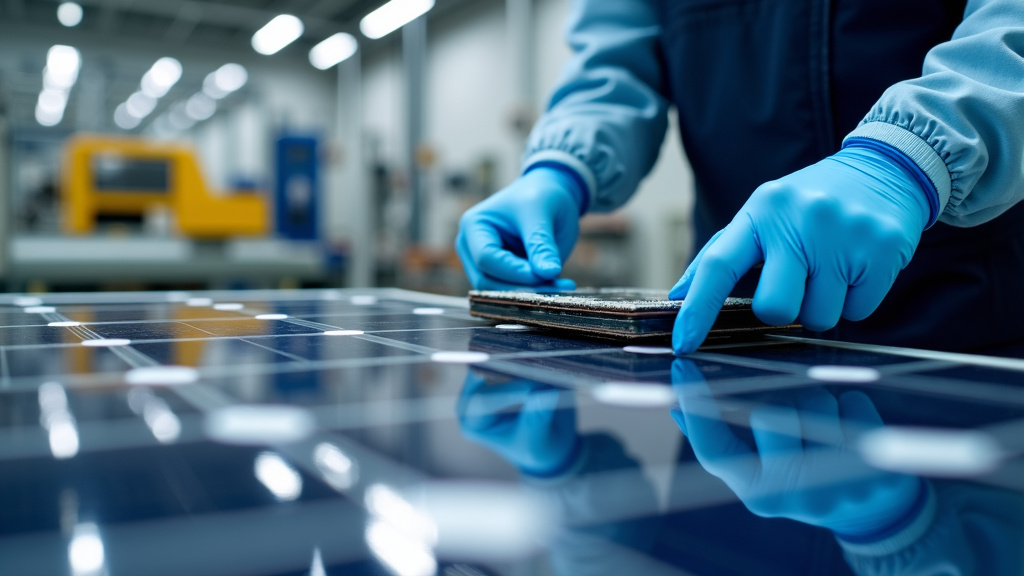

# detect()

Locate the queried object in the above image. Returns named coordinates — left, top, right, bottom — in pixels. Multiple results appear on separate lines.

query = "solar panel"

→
left=0, top=289, right=1019, bottom=576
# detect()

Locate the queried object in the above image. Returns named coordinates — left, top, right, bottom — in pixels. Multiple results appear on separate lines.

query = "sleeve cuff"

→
left=836, top=480, right=937, bottom=557
left=523, top=150, right=599, bottom=214
left=844, top=122, right=952, bottom=219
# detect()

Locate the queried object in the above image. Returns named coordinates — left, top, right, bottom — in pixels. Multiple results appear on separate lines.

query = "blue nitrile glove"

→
left=456, top=165, right=587, bottom=292
left=457, top=370, right=582, bottom=477
left=669, top=359, right=924, bottom=540
left=669, top=142, right=935, bottom=353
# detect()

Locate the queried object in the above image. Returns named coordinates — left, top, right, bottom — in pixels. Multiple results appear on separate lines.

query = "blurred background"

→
left=0, top=0, right=696, bottom=296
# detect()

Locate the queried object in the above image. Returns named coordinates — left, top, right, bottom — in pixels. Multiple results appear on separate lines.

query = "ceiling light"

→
left=125, top=92, right=156, bottom=118
left=185, top=93, right=216, bottom=121
left=37, top=89, right=68, bottom=115
left=252, top=15, right=304, bottom=55
left=114, top=104, right=141, bottom=129
left=309, top=33, right=358, bottom=70
left=44, top=45, right=81, bottom=90
left=360, top=0, right=435, bottom=40
left=35, top=106, right=63, bottom=127
left=57, top=2, right=83, bottom=27
left=141, top=57, right=182, bottom=98
left=204, top=63, right=247, bottom=98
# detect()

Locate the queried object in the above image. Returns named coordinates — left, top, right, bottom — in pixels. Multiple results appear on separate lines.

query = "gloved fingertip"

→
left=668, top=283, right=689, bottom=301
left=669, top=408, right=688, bottom=436
left=531, top=258, right=562, bottom=280
left=553, top=278, right=577, bottom=291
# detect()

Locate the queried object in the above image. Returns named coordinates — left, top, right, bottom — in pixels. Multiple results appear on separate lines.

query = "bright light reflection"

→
left=365, top=484, right=437, bottom=545
left=314, top=442, right=357, bottom=490
left=255, top=452, right=303, bottom=501
left=252, top=15, right=304, bottom=55
left=143, top=399, right=181, bottom=443
left=39, top=382, right=79, bottom=459
left=39, top=382, right=68, bottom=413
left=69, top=523, right=105, bottom=576
left=360, top=0, right=435, bottom=40
left=591, top=382, right=676, bottom=408
left=366, top=519, right=437, bottom=576
left=309, top=33, right=358, bottom=70
left=49, top=415, right=80, bottom=460
left=57, top=2, right=83, bottom=27
left=859, top=426, right=1003, bottom=476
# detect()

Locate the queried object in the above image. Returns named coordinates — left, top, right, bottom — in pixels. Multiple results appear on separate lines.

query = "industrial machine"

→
left=62, top=135, right=268, bottom=238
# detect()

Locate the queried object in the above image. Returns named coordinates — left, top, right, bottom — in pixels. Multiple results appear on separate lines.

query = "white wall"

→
left=534, top=0, right=697, bottom=289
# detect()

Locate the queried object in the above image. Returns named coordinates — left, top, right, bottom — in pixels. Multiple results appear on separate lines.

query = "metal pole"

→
left=337, top=49, right=372, bottom=287
left=403, top=15, right=427, bottom=244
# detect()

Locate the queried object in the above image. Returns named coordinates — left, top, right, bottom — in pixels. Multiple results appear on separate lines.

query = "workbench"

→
left=0, top=289, right=1019, bottom=575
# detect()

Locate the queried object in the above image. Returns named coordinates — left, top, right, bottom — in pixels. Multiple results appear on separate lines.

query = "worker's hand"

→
left=670, top=359, right=923, bottom=539
left=457, top=370, right=581, bottom=477
left=456, top=166, right=585, bottom=292
left=669, top=145, right=933, bottom=353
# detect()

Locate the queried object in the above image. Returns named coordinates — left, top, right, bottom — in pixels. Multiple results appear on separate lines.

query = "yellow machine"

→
left=62, top=135, right=268, bottom=238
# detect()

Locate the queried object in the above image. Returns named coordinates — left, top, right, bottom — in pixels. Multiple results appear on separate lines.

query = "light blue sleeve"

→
left=843, top=0, right=1024, bottom=227
left=839, top=481, right=1024, bottom=576
left=522, top=0, right=669, bottom=214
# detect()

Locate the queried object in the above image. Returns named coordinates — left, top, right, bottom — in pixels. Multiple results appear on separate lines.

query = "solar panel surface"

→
left=0, top=289, right=1020, bottom=576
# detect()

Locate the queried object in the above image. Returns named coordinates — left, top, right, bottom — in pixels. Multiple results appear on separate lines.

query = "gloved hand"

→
left=669, top=143, right=934, bottom=353
left=457, top=370, right=582, bottom=477
left=456, top=165, right=586, bottom=292
left=670, top=359, right=923, bottom=540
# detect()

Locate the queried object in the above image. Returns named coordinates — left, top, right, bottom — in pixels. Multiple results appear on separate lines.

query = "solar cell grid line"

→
left=772, top=334, right=1024, bottom=372
left=175, top=321, right=220, bottom=336
left=871, top=373, right=1024, bottom=407
left=235, top=338, right=313, bottom=364
left=67, top=322, right=161, bottom=369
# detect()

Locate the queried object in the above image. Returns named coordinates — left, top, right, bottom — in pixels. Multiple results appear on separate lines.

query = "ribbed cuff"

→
left=837, top=480, right=937, bottom=557
left=843, top=138, right=939, bottom=228
left=844, top=122, right=952, bottom=221
left=523, top=150, right=598, bottom=215
left=525, top=162, right=590, bottom=216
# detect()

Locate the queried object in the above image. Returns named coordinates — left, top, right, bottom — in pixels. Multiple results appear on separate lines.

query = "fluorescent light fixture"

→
left=203, top=63, right=247, bottom=99
left=57, top=2, right=83, bottom=27
left=185, top=93, right=216, bottom=121
left=125, top=91, right=156, bottom=118
left=114, top=104, right=141, bottom=129
left=141, top=57, right=182, bottom=98
left=252, top=14, right=304, bottom=55
left=44, top=45, right=81, bottom=90
left=309, top=33, right=358, bottom=70
left=360, top=0, right=434, bottom=40
left=37, top=89, right=68, bottom=116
